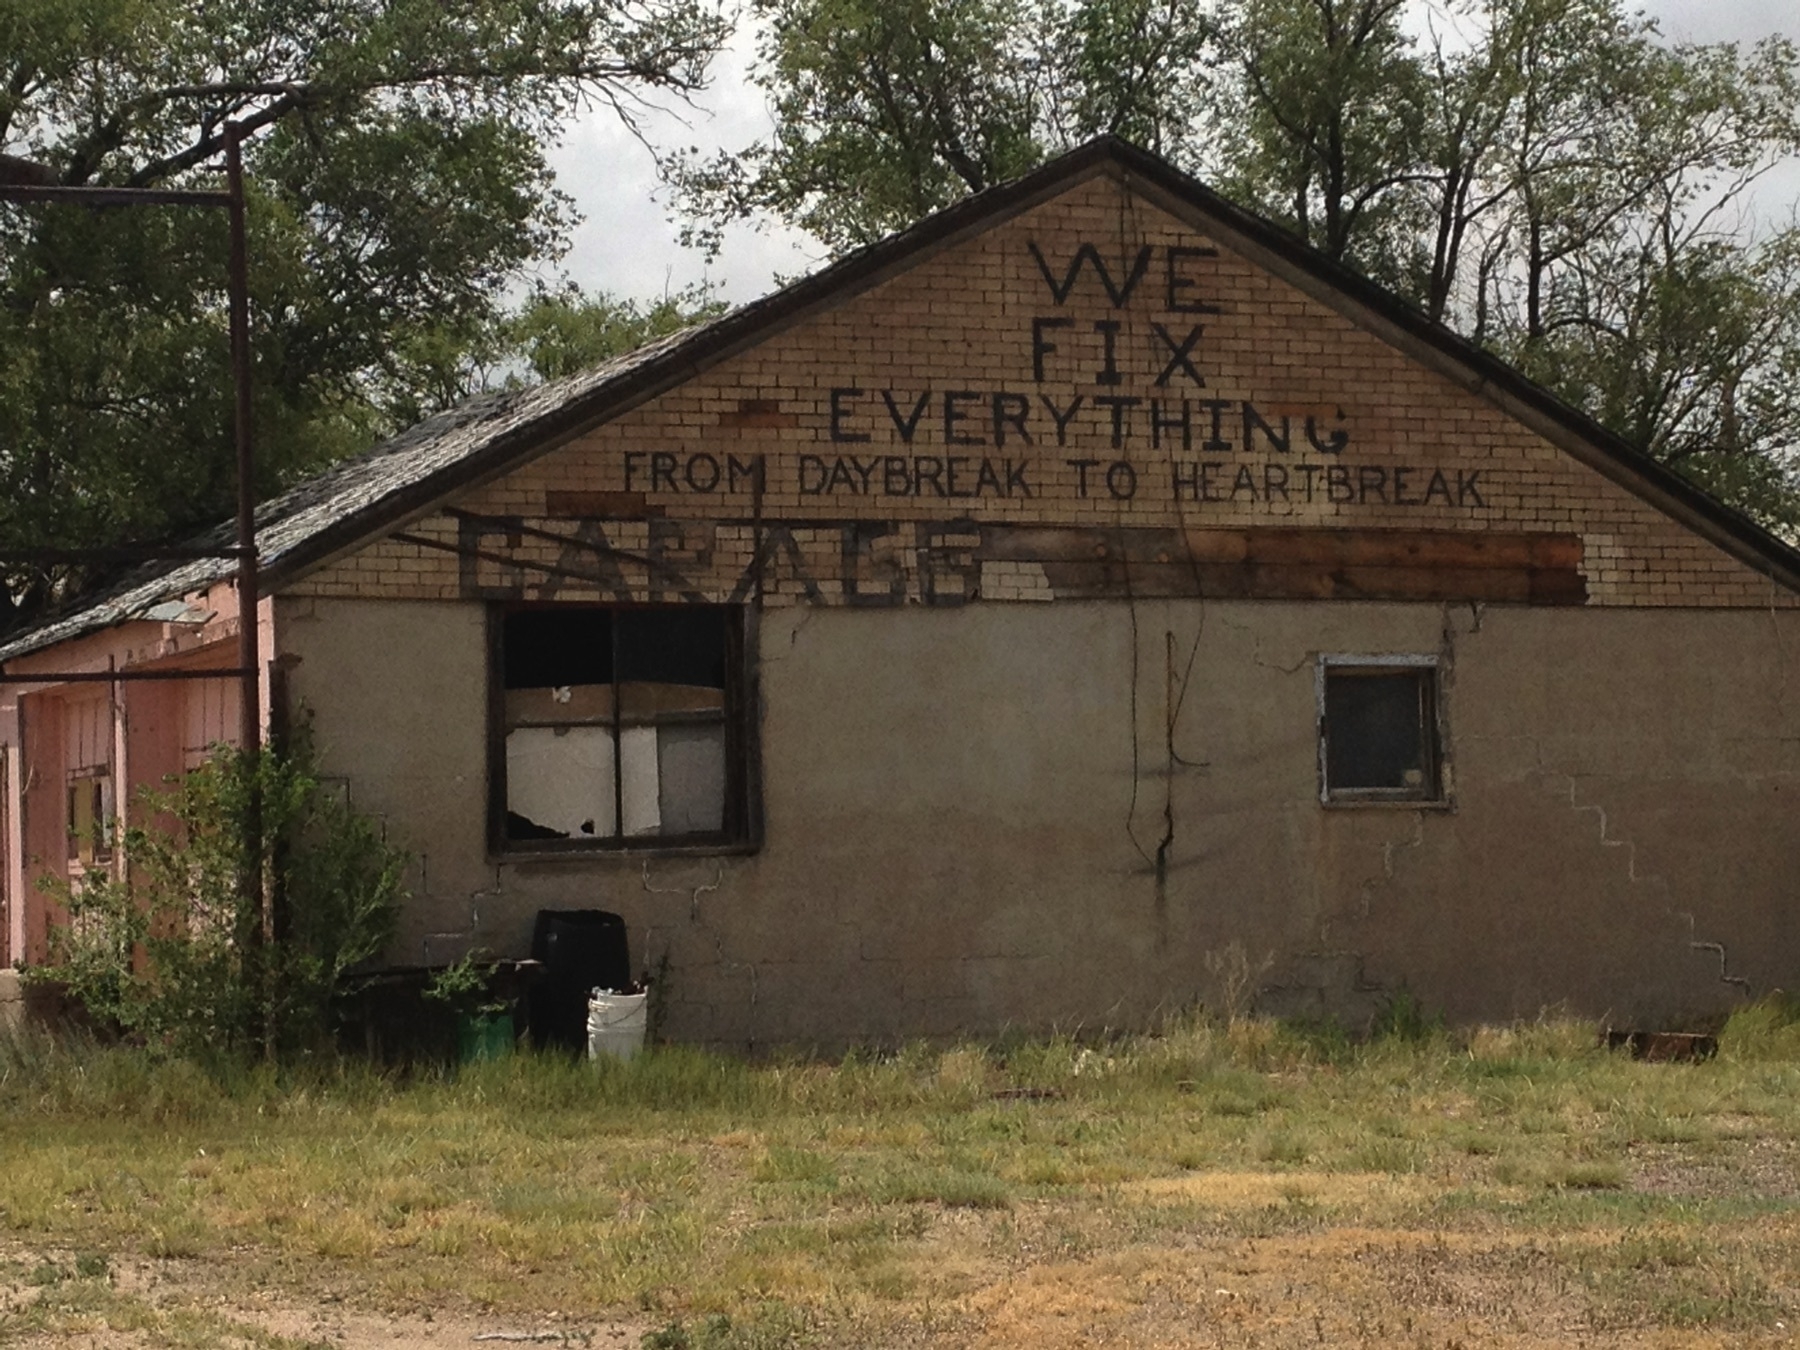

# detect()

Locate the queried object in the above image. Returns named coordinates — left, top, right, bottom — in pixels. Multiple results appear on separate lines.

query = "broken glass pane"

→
left=1325, top=670, right=1433, bottom=794
left=658, top=722, right=727, bottom=835
left=505, top=725, right=616, bottom=839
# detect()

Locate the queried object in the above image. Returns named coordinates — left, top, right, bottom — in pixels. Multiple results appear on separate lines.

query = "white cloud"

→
left=545, top=24, right=816, bottom=308
left=1638, top=0, right=1794, bottom=43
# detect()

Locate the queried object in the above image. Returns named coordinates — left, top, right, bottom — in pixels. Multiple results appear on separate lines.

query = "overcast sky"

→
left=545, top=0, right=1800, bottom=308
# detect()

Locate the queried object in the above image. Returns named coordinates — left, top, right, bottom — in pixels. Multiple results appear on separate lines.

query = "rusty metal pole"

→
left=225, top=124, right=269, bottom=1049
left=226, top=124, right=259, bottom=766
left=1, top=142, right=270, bottom=1038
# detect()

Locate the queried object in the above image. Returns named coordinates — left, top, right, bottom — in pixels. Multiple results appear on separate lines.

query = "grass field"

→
left=4, top=1006, right=1800, bottom=1348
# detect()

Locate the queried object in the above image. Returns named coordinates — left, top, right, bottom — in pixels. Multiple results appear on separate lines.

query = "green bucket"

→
left=456, top=1011, right=514, bottom=1063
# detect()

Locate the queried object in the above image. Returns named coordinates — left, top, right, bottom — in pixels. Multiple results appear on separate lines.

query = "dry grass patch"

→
left=1125, top=1168, right=1439, bottom=1215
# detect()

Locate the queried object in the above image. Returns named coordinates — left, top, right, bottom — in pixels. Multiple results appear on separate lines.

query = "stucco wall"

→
left=278, top=593, right=1800, bottom=1045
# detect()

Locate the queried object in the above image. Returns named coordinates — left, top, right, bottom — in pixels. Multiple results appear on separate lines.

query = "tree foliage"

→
left=668, top=0, right=1214, bottom=254
left=0, top=0, right=729, bottom=634
left=669, top=0, right=1046, bottom=253
left=1210, top=0, right=1428, bottom=279
left=494, top=284, right=729, bottom=384
left=672, top=0, right=1800, bottom=530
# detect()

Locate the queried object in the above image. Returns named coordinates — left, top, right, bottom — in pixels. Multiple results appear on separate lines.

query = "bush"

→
left=1369, top=986, right=1445, bottom=1044
left=35, top=739, right=406, bottom=1060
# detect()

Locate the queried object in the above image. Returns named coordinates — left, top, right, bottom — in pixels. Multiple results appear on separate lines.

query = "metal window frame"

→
left=1315, top=653, right=1448, bottom=808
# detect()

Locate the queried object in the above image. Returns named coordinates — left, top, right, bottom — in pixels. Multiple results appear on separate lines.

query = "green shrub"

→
left=1369, top=986, right=1445, bottom=1044
left=33, top=739, right=405, bottom=1061
left=643, top=1305, right=811, bottom=1349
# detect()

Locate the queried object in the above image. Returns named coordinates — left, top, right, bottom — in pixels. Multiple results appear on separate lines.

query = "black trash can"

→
left=528, top=910, right=632, bottom=1053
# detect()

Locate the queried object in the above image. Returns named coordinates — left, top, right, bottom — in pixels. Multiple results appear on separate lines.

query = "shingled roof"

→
left=5, top=135, right=1798, bottom=664
left=0, top=329, right=703, bottom=662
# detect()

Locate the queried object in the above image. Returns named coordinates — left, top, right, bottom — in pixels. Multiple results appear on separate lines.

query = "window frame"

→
left=1315, top=653, right=1448, bottom=808
left=66, top=769, right=116, bottom=868
left=487, top=602, right=759, bottom=857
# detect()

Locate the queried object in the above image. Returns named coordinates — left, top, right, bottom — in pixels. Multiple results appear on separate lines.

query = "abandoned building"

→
left=3, top=137, right=1798, bottom=1043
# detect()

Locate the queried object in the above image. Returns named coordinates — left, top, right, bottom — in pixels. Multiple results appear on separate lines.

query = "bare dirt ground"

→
left=8, top=1208, right=1798, bottom=1350
left=0, top=1238, right=653, bottom=1350
left=956, top=1227, right=1795, bottom=1349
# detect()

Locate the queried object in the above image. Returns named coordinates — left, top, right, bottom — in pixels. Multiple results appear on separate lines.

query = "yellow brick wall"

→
left=286, top=174, right=1793, bottom=609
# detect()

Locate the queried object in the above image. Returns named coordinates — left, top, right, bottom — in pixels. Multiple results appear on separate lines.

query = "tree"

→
left=1464, top=16, right=1800, bottom=525
left=0, top=0, right=729, bottom=636
left=668, top=0, right=1216, bottom=252
left=493, top=284, right=730, bottom=384
left=1208, top=0, right=1430, bottom=289
left=669, top=0, right=1045, bottom=255
left=1524, top=224, right=1800, bottom=531
left=1040, top=0, right=1216, bottom=160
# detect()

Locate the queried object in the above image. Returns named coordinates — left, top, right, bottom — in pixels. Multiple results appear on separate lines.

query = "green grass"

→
left=2, top=1005, right=1800, bottom=1345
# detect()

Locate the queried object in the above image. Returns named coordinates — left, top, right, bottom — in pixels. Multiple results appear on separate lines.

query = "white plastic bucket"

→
left=586, top=989, right=648, bottom=1062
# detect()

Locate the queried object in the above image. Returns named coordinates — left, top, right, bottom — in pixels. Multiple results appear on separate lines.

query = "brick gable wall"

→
left=287, top=175, right=1792, bottom=611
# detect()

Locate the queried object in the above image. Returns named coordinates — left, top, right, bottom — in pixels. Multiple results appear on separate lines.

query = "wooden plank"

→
left=1234, top=528, right=1571, bottom=571
left=1323, top=564, right=1533, bottom=603
left=987, top=524, right=1583, bottom=574
left=1528, top=568, right=1589, bottom=605
left=1528, top=534, right=1584, bottom=569
left=1029, top=557, right=1582, bottom=605
left=1037, top=561, right=1244, bottom=600
left=980, top=526, right=1169, bottom=563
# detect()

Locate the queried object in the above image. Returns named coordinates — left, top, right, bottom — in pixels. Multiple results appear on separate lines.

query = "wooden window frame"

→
left=486, top=602, right=760, bottom=857
left=66, top=769, right=116, bottom=868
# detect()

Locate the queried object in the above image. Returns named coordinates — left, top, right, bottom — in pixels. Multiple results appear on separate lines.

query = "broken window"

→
left=66, top=773, right=115, bottom=867
left=63, top=695, right=116, bottom=868
left=1318, top=658, right=1442, bottom=803
left=496, top=606, right=745, bottom=848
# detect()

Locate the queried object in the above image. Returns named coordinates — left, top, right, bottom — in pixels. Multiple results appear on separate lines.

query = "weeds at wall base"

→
left=3, top=996, right=1798, bottom=1121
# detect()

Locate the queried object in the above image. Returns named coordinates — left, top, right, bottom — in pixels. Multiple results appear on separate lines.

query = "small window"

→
left=1319, top=658, right=1442, bottom=803
left=66, top=773, right=115, bottom=867
left=494, top=605, right=747, bottom=850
